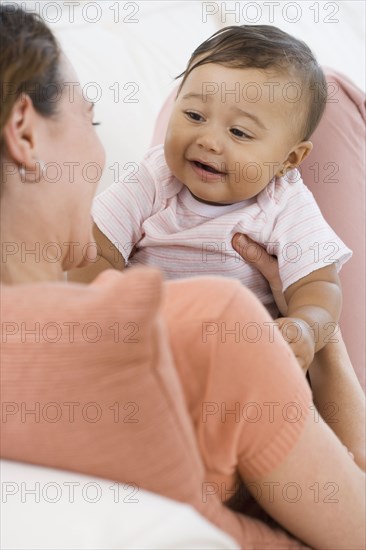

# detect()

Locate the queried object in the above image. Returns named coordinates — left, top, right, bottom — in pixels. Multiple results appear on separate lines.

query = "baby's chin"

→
left=188, top=189, right=234, bottom=206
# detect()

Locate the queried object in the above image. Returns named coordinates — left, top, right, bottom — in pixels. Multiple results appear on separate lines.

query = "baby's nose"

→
left=196, top=129, right=223, bottom=153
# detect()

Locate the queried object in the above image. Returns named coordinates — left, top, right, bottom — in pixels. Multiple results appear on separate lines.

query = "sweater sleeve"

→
left=161, top=276, right=313, bottom=481
left=161, top=276, right=313, bottom=549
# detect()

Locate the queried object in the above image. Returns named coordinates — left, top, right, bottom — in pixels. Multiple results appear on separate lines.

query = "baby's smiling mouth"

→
left=192, top=160, right=226, bottom=175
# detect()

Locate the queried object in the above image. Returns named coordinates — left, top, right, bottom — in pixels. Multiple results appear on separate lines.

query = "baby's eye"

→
left=230, top=128, right=252, bottom=139
left=185, top=111, right=203, bottom=122
left=92, top=122, right=101, bottom=126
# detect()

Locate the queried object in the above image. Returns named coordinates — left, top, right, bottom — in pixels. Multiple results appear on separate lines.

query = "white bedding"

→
left=0, top=460, right=238, bottom=549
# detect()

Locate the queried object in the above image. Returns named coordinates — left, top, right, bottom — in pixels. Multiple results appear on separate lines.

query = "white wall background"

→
left=5, top=1, right=365, bottom=191
left=9, top=1, right=365, bottom=88
left=211, top=1, right=365, bottom=91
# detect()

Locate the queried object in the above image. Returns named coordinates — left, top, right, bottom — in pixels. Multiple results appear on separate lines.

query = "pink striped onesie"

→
left=92, top=144, right=352, bottom=317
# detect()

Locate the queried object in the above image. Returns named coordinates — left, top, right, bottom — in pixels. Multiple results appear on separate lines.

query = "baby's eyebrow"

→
left=230, top=105, right=267, bottom=131
left=182, top=92, right=211, bottom=101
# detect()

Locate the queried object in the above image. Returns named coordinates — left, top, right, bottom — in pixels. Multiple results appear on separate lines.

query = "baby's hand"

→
left=276, top=317, right=315, bottom=373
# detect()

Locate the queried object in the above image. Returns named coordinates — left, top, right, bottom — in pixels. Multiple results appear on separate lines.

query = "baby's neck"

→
left=188, top=190, right=234, bottom=207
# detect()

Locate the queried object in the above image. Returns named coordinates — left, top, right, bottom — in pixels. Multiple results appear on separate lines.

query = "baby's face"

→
left=164, top=63, right=300, bottom=205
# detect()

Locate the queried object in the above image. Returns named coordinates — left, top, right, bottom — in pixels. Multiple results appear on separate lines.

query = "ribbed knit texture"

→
left=1, top=269, right=313, bottom=548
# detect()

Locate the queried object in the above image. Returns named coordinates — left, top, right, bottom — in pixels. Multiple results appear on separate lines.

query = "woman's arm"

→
left=68, top=223, right=125, bottom=284
left=247, top=411, right=365, bottom=550
left=163, top=274, right=365, bottom=549
left=232, top=233, right=366, bottom=472
left=309, top=335, right=366, bottom=472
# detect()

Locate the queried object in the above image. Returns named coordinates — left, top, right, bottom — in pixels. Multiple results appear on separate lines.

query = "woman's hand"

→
left=232, top=233, right=315, bottom=373
left=232, top=233, right=288, bottom=316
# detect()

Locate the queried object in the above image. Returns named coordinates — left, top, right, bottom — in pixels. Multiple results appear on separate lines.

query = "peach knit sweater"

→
left=1, top=269, right=312, bottom=548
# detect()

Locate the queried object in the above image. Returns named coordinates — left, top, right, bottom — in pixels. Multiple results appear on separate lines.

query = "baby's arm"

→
left=68, top=147, right=164, bottom=284
left=278, top=264, right=342, bottom=370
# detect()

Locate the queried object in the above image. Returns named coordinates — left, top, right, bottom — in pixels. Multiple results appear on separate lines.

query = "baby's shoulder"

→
left=142, top=145, right=183, bottom=200
left=258, top=169, right=308, bottom=211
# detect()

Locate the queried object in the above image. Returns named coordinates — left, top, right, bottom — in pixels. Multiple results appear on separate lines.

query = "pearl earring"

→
left=18, top=160, right=45, bottom=183
left=19, top=165, right=26, bottom=180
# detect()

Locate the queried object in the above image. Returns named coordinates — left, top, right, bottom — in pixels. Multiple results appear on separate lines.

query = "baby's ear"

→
left=289, top=140, right=313, bottom=167
left=277, top=141, right=313, bottom=176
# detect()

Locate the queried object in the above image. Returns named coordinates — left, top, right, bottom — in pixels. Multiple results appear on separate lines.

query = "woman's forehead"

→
left=59, top=53, right=81, bottom=90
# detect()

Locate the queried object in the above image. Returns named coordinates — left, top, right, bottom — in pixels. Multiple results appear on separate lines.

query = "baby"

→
left=90, top=25, right=352, bottom=371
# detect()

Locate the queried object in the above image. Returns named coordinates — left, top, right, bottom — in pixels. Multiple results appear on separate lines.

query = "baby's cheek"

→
left=164, top=144, right=177, bottom=173
left=246, top=163, right=262, bottom=182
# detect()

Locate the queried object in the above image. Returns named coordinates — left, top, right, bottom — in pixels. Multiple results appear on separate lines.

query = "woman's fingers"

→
left=232, top=233, right=288, bottom=316
left=232, top=233, right=279, bottom=282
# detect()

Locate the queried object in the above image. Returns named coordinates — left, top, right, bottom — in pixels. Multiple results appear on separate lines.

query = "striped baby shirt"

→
left=92, top=144, right=352, bottom=317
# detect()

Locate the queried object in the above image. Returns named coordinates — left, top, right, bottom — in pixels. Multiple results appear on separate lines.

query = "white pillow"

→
left=1, top=460, right=239, bottom=550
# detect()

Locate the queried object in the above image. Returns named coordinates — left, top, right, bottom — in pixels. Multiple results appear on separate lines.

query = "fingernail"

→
left=234, top=234, right=247, bottom=246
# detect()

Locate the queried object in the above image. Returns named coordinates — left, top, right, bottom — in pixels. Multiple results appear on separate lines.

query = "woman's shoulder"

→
left=1, top=269, right=254, bottom=344
left=1, top=268, right=164, bottom=325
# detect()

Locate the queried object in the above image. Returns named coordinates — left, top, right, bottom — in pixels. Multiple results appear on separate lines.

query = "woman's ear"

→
left=276, top=141, right=313, bottom=176
left=3, top=94, right=39, bottom=170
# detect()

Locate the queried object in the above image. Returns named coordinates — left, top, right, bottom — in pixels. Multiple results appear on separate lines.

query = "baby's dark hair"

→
left=176, top=25, right=327, bottom=142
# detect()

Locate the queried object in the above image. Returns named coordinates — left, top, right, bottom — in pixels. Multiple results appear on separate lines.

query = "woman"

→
left=1, top=6, right=365, bottom=549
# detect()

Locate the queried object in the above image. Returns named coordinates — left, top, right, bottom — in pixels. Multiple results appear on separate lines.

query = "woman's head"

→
left=0, top=4, right=61, bottom=156
left=0, top=5, right=105, bottom=280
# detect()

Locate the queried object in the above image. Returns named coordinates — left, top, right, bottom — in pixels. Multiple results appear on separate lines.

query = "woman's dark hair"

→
left=0, top=4, right=62, bottom=156
left=176, top=25, right=328, bottom=141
